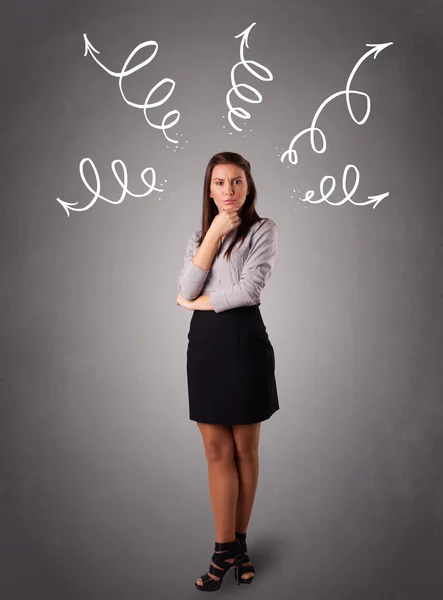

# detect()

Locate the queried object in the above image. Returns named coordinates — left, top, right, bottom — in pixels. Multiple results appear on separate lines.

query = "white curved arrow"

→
left=226, top=23, right=273, bottom=131
left=281, top=42, right=393, bottom=164
left=300, top=164, right=389, bottom=209
left=83, top=34, right=180, bottom=143
left=56, top=158, right=163, bottom=217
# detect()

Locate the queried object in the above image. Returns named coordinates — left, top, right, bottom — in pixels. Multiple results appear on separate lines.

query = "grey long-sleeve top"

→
left=178, top=218, right=277, bottom=313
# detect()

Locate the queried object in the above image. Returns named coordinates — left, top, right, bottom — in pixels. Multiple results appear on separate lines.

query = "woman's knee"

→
left=197, top=423, right=235, bottom=463
left=234, top=446, right=259, bottom=461
left=232, top=423, right=261, bottom=459
left=204, top=440, right=235, bottom=463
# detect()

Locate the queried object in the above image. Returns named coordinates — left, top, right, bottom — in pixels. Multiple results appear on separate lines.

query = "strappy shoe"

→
left=234, top=531, right=255, bottom=584
left=195, top=539, right=244, bottom=591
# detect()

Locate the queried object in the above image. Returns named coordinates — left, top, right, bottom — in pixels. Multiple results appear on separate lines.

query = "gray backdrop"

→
left=2, top=0, right=443, bottom=598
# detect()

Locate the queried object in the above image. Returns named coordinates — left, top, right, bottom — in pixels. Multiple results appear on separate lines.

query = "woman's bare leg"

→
left=195, top=422, right=238, bottom=586
left=232, top=422, right=261, bottom=580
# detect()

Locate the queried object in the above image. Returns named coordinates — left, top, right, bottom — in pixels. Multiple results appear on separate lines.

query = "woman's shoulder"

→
left=251, top=217, right=277, bottom=234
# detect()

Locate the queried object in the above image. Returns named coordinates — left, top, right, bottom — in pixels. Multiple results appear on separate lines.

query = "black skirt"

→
left=186, top=304, right=279, bottom=425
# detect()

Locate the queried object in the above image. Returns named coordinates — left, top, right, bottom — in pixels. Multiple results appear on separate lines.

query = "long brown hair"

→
left=197, top=151, right=264, bottom=261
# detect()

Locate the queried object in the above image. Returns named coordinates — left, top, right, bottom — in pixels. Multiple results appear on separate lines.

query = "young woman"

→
left=176, top=151, right=279, bottom=591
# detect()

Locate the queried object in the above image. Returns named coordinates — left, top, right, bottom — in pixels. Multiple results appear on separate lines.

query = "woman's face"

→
left=209, top=163, right=249, bottom=214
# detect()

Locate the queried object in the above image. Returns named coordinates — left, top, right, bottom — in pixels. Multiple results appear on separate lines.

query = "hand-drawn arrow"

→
left=83, top=33, right=180, bottom=143
left=56, top=158, right=162, bottom=217
left=226, top=22, right=273, bottom=131
left=281, top=42, right=393, bottom=165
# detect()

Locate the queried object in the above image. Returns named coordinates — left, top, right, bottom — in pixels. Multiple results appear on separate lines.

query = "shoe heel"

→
left=235, top=531, right=255, bottom=585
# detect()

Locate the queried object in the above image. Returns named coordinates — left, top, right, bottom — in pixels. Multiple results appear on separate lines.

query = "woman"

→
left=176, top=151, right=279, bottom=591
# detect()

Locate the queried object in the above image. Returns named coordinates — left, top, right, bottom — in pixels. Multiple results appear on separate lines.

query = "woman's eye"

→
left=215, top=180, right=242, bottom=186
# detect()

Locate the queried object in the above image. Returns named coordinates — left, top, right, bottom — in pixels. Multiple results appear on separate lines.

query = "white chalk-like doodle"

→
left=83, top=34, right=180, bottom=143
left=226, top=23, right=273, bottom=132
left=300, top=164, right=389, bottom=209
left=56, top=158, right=163, bottom=217
left=281, top=42, right=393, bottom=165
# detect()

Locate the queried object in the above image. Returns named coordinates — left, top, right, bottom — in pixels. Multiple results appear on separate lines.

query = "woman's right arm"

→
left=178, top=230, right=221, bottom=300
left=178, top=209, right=239, bottom=300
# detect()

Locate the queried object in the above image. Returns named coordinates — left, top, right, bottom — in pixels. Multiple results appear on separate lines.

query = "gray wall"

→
left=2, top=0, right=443, bottom=598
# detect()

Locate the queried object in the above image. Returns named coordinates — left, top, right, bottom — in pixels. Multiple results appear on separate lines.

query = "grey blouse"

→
left=178, top=218, right=277, bottom=313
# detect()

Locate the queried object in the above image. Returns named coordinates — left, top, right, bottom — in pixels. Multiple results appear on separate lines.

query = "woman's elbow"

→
left=179, top=286, right=199, bottom=301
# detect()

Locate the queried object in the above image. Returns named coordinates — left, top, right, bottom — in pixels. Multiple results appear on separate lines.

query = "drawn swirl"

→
left=226, top=23, right=273, bottom=131
left=83, top=34, right=180, bottom=143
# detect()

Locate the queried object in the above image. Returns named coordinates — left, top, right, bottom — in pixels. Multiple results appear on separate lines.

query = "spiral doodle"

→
left=226, top=23, right=273, bottom=132
left=56, top=158, right=163, bottom=216
left=300, top=164, right=389, bottom=209
left=83, top=34, right=180, bottom=143
left=281, top=42, right=393, bottom=165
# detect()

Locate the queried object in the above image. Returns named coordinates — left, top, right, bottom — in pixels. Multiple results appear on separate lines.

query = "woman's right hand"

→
left=209, top=207, right=241, bottom=239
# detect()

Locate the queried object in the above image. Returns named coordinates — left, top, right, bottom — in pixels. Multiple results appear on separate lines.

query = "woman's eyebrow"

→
left=213, top=176, right=244, bottom=181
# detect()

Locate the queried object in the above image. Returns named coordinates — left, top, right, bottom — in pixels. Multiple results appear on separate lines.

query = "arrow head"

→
left=366, top=42, right=393, bottom=59
left=83, top=33, right=101, bottom=58
left=56, top=197, right=79, bottom=217
left=234, top=22, right=256, bottom=48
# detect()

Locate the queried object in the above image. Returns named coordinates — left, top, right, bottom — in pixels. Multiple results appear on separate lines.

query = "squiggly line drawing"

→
left=300, top=164, right=389, bottom=209
left=281, top=42, right=393, bottom=164
left=226, top=23, right=273, bottom=131
left=83, top=34, right=180, bottom=143
left=56, top=158, right=163, bottom=217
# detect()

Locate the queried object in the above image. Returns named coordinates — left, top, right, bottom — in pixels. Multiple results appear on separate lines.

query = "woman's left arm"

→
left=176, top=292, right=214, bottom=310
left=208, top=220, right=277, bottom=313
left=189, top=294, right=214, bottom=310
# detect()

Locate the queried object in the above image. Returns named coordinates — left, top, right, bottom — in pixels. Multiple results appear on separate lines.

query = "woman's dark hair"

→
left=197, top=151, right=264, bottom=261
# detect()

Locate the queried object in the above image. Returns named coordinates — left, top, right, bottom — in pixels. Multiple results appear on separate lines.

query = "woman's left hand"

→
left=176, top=293, right=194, bottom=310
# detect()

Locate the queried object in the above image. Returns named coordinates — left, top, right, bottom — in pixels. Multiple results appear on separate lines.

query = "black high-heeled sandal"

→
left=234, top=531, right=255, bottom=584
left=195, top=539, right=244, bottom=591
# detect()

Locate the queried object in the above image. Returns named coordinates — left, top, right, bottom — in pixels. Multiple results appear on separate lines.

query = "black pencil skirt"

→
left=186, top=304, right=280, bottom=425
